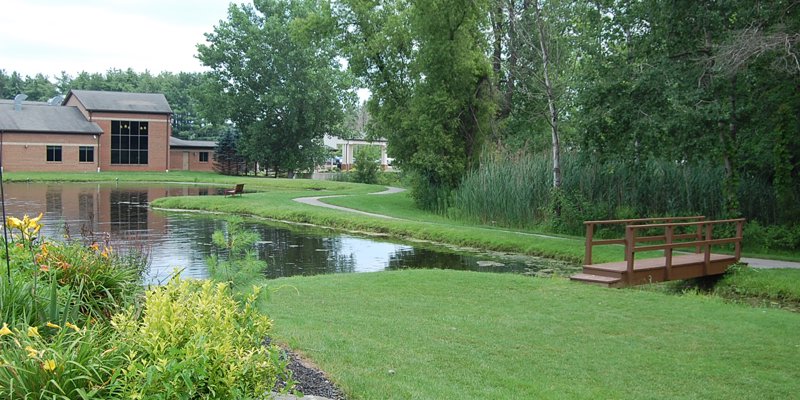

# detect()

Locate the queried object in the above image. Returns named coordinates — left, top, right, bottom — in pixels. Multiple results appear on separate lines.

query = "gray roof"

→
left=0, top=102, right=103, bottom=134
left=65, top=90, right=172, bottom=114
left=170, top=137, right=217, bottom=149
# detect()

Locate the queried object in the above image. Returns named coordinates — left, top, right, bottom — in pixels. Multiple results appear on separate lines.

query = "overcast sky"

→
left=1, top=0, right=249, bottom=78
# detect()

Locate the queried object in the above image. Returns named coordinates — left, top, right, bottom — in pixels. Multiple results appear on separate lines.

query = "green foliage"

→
left=0, top=322, right=126, bottom=399
left=1, top=217, right=286, bottom=399
left=352, top=146, right=380, bottom=184
left=198, top=0, right=352, bottom=176
left=1, top=213, right=143, bottom=327
left=213, top=130, right=247, bottom=176
left=453, top=150, right=735, bottom=233
left=208, top=219, right=267, bottom=292
left=743, top=221, right=800, bottom=252
left=338, top=0, right=494, bottom=210
left=111, top=278, right=283, bottom=399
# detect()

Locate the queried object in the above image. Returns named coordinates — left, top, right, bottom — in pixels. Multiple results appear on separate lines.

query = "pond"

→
left=1, top=182, right=577, bottom=283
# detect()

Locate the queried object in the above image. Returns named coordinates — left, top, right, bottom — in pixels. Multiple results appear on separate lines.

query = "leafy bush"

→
left=111, top=278, right=284, bottom=399
left=353, top=146, right=380, bottom=184
left=743, top=221, right=800, bottom=251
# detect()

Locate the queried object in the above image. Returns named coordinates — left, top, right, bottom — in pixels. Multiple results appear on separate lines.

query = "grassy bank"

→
left=713, top=266, right=800, bottom=311
left=264, top=270, right=799, bottom=399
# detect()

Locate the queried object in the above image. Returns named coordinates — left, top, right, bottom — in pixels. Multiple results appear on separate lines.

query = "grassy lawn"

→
left=265, top=269, right=800, bottom=399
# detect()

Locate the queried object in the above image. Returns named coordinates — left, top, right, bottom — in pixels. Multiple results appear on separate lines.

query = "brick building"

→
left=0, top=90, right=215, bottom=173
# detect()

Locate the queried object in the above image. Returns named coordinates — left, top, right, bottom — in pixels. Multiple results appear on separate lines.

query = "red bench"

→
left=225, top=184, right=244, bottom=197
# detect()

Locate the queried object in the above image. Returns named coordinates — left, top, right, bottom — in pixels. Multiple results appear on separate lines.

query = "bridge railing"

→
left=584, top=216, right=706, bottom=265
left=624, top=218, right=745, bottom=283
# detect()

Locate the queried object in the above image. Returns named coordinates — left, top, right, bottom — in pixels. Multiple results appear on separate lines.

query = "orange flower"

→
left=39, top=264, right=50, bottom=272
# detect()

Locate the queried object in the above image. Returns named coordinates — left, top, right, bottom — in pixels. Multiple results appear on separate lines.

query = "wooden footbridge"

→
left=570, top=217, right=745, bottom=288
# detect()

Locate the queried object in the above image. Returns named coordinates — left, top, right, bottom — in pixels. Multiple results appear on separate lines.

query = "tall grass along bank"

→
left=452, top=150, right=797, bottom=251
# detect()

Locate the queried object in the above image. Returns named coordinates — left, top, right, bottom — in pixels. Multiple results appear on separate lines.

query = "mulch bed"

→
left=267, top=337, right=346, bottom=400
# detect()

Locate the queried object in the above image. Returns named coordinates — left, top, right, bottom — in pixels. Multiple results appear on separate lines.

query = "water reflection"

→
left=2, top=182, right=577, bottom=283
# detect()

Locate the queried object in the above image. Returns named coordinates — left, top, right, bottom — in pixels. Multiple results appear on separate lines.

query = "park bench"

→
left=225, top=183, right=245, bottom=197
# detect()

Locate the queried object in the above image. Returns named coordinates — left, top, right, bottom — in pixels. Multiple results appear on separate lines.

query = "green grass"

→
left=714, top=266, right=800, bottom=308
left=3, top=171, right=379, bottom=193
left=264, top=270, right=800, bottom=399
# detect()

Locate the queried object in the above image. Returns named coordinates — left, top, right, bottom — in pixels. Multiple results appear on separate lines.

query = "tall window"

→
left=111, top=120, right=148, bottom=165
left=46, top=146, right=62, bottom=162
left=199, top=152, right=209, bottom=162
left=79, top=146, right=94, bottom=162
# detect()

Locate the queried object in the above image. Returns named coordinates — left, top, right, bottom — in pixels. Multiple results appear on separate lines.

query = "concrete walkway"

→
left=741, top=257, right=800, bottom=269
left=294, top=187, right=799, bottom=270
left=292, top=186, right=404, bottom=220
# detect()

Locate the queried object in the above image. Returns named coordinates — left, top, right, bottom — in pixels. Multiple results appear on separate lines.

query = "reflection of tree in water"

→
left=386, top=248, right=472, bottom=271
left=250, top=226, right=355, bottom=278
left=385, top=248, right=532, bottom=274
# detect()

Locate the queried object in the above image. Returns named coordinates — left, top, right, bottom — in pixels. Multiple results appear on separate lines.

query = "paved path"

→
left=294, top=187, right=799, bottom=269
left=293, top=186, right=404, bottom=220
left=741, top=257, right=800, bottom=269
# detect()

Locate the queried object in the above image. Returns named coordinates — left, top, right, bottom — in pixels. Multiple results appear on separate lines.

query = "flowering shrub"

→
left=111, top=278, right=284, bottom=399
left=0, top=321, right=125, bottom=399
left=1, top=216, right=285, bottom=398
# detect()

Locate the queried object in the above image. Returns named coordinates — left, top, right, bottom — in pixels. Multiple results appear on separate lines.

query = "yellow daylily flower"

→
left=42, top=359, right=56, bottom=372
left=46, top=322, right=61, bottom=329
left=0, top=323, right=12, bottom=337
left=25, top=346, right=40, bottom=358
left=65, top=322, right=81, bottom=333
left=27, top=326, right=40, bottom=338
left=5, top=216, right=22, bottom=229
left=30, top=213, right=44, bottom=224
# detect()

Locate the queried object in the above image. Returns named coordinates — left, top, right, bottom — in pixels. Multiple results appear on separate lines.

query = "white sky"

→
left=0, top=0, right=249, bottom=78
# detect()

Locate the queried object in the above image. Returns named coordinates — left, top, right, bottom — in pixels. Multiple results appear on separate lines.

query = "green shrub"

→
left=743, top=221, right=800, bottom=251
left=0, top=321, right=125, bottom=399
left=353, top=146, right=380, bottom=184
left=111, top=278, right=284, bottom=399
left=208, top=219, right=267, bottom=292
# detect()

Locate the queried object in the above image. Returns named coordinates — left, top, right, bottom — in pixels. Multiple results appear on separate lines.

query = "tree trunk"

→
left=533, top=1, right=561, bottom=190
left=506, top=0, right=518, bottom=116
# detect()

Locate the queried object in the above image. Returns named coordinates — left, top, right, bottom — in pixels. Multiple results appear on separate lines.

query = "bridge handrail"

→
left=623, top=218, right=745, bottom=284
left=584, top=216, right=706, bottom=265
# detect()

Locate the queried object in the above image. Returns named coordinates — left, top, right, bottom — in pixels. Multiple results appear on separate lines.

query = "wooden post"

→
left=584, top=223, right=594, bottom=265
left=695, top=223, right=703, bottom=253
left=704, top=224, right=713, bottom=275
left=665, top=225, right=673, bottom=281
left=625, top=226, right=636, bottom=284
left=735, top=219, right=743, bottom=260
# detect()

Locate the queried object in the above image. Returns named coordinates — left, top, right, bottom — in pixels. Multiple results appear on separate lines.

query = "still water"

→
left=2, top=182, right=576, bottom=283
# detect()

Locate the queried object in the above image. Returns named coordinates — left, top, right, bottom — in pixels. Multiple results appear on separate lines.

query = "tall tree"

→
left=338, top=0, right=494, bottom=209
left=198, top=0, right=351, bottom=176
